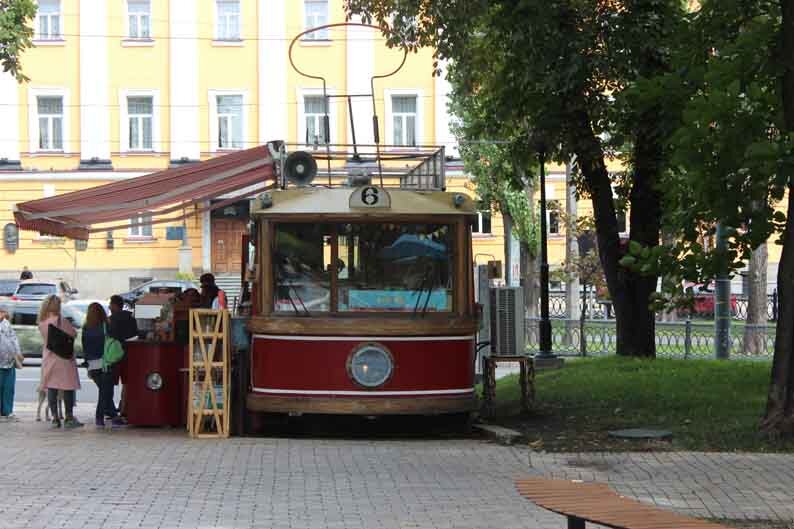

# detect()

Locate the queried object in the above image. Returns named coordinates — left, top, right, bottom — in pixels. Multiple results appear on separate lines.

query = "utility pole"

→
left=536, top=148, right=554, bottom=359
left=715, top=222, right=731, bottom=359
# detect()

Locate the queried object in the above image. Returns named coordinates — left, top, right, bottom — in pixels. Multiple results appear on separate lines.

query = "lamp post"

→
left=536, top=147, right=554, bottom=358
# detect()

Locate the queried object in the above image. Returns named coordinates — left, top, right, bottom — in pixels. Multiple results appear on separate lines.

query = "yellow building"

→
left=0, top=1, right=766, bottom=300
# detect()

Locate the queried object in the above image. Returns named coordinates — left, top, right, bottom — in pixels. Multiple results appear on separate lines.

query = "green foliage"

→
left=622, top=0, right=789, bottom=310
left=0, top=0, right=36, bottom=82
left=175, top=272, right=195, bottom=281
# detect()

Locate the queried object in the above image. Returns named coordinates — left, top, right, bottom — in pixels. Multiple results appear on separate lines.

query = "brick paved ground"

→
left=1, top=406, right=793, bottom=529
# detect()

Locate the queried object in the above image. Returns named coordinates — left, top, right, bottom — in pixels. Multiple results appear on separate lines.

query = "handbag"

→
left=47, top=321, right=75, bottom=360
left=102, top=324, right=125, bottom=369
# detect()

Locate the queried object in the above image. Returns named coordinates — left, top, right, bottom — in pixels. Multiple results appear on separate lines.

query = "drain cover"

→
left=608, top=428, right=672, bottom=440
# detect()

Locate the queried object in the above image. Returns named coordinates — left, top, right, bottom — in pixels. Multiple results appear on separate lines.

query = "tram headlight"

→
left=348, top=344, right=393, bottom=388
left=146, top=372, right=164, bottom=391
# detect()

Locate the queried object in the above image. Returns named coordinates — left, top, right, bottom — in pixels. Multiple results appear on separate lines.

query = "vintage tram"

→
left=244, top=145, right=479, bottom=418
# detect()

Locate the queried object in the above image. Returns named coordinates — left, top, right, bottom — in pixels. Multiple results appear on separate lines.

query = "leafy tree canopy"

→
left=0, top=0, right=36, bottom=82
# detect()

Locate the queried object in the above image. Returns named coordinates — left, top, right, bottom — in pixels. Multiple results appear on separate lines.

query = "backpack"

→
left=102, top=324, right=125, bottom=369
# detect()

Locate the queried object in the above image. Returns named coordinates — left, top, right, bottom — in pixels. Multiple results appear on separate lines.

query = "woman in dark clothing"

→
left=82, top=303, right=123, bottom=428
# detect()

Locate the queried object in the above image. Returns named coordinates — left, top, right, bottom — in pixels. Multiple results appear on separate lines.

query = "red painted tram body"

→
left=245, top=183, right=479, bottom=417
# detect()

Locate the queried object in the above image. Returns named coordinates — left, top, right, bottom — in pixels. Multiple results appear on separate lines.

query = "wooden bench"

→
left=481, top=355, right=535, bottom=417
left=515, top=477, right=729, bottom=529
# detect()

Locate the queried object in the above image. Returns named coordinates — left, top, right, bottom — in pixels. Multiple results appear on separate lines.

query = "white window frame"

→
left=35, top=0, right=62, bottom=41
left=128, top=214, right=154, bottom=239
left=611, top=183, right=629, bottom=236
left=119, top=89, right=161, bottom=153
left=547, top=200, right=561, bottom=236
left=28, top=87, right=69, bottom=154
left=472, top=211, right=492, bottom=236
left=302, top=0, right=329, bottom=40
left=208, top=90, right=247, bottom=152
left=384, top=89, right=423, bottom=148
left=297, top=88, right=338, bottom=147
left=214, top=0, right=242, bottom=41
left=126, top=0, right=152, bottom=40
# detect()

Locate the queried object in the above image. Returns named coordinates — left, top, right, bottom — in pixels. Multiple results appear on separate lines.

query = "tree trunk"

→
left=567, top=106, right=659, bottom=358
left=761, top=0, right=794, bottom=435
left=522, top=184, right=539, bottom=318
left=743, top=243, right=768, bottom=355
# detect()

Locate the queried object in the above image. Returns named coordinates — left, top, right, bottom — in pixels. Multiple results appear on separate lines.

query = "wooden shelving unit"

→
left=188, top=309, right=230, bottom=438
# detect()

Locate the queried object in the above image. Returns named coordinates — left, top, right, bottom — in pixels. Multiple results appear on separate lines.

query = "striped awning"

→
left=13, top=146, right=274, bottom=240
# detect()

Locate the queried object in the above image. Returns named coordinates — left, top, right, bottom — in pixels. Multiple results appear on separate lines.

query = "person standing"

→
left=0, top=308, right=22, bottom=421
left=108, top=295, right=138, bottom=420
left=82, top=303, right=124, bottom=428
left=199, top=273, right=227, bottom=309
left=38, top=295, right=83, bottom=429
left=19, top=266, right=32, bottom=280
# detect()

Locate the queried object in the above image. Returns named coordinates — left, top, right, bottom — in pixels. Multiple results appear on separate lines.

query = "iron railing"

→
left=525, top=318, right=776, bottom=358
left=545, top=292, right=779, bottom=322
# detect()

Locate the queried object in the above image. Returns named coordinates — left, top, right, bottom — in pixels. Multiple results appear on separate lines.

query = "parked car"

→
left=0, top=279, right=19, bottom=314
left=8, top=279, right=79, bottom=325
left=683, top=281, right=738, bottom=317
left=119, top=279, right=198, bottom=306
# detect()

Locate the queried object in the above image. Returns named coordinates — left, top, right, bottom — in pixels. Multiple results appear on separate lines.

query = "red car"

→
left=684, top=282, right=737, bottom=316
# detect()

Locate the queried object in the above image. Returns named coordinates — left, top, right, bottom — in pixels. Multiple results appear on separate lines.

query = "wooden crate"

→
left=188, top=309, right=230, bottom=438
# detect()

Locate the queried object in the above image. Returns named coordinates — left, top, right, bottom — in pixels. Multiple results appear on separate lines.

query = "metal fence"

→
left=525, top=318, right=776, bottom=359
left=547, top=292, right=779, bottom=322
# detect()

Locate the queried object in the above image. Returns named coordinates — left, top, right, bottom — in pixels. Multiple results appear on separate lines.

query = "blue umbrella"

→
left=378, top=234, right=447, bottom=261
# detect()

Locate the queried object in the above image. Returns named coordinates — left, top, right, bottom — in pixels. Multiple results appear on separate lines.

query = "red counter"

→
left=121, top=340, right=187, bottom=427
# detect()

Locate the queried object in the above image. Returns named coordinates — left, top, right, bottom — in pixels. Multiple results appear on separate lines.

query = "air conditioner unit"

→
left=489, top=287, right=525, bottom=355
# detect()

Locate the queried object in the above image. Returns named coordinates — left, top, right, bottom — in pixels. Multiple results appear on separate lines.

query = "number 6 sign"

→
left=350, top=186, right=391, bottom=209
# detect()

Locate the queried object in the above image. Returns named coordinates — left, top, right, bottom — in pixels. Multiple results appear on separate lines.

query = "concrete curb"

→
left=473, top=422, right=524, bottom=445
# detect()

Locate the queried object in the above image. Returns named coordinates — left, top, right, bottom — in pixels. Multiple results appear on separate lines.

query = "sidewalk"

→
left=1, top=408, right=792, bottom=529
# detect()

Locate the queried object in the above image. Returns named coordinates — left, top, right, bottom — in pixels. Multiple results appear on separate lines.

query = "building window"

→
left=473, top=211, right=492, bottom=235
left=547, top=200, right=560, bottom=235
left=128, top=96, right=153, bottom=150
left=37, top=96, right=63, bottom=151
left=304, top=0, right=329, bottom=39
left=391, top=95, right=417, bottom=147
left=128, top=0, right=151, bottom=39
left=36, top=0, right=61, bottom=40
left=216, top=95, right=243, bottom=149
left=304, top=95, right=328, bottom=144
left=129, top=214, right=153, bottom=238
left=216, top=0, right=241, bottom=40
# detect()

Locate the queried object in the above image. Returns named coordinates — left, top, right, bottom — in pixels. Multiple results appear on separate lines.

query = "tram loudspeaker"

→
left=284, top=150, right=318, bottom=186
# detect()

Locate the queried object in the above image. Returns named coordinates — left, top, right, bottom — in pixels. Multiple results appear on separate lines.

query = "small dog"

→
left=36, top=385, right=64, bottom=422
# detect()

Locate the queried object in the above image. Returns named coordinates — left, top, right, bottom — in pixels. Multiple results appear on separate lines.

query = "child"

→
left=0, top=308, right=23, bottom=421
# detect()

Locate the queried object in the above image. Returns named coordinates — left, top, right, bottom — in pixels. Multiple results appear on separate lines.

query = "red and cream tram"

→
left=245, top=157, right=479, bottom=418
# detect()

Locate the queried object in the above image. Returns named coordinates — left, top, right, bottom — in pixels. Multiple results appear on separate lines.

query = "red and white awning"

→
left=14, top=146, right=275, bottom=239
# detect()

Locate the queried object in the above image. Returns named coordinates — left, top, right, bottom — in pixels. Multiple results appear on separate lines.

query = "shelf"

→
left=188, top=308, right=230, bottom=439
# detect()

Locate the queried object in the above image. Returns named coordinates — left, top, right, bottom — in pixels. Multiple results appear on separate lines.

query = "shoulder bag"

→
left=47, top=319, right=75, bottom=360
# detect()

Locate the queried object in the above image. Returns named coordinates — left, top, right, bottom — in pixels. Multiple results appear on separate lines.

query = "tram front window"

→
left=274, top=223, right=333, bottom=313
left=273, top=222, right=454, bottom=314
left=337, top=223, right=453, bottom=313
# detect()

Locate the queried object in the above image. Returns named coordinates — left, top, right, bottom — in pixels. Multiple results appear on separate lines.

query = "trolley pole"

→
left=537, top=148, right=554, bottom=359
left=715, top=222, right=731, bottom=359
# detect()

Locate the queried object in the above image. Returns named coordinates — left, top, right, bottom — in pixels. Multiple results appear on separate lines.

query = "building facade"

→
left=0, top=1, right=769, bottom=300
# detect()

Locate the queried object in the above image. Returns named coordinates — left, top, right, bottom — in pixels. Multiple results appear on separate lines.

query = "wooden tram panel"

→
left=515, top=477, right=730, bottom=529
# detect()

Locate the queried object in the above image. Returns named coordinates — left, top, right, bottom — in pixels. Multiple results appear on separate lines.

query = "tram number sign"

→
left=350, top=186, right=391, bottom=209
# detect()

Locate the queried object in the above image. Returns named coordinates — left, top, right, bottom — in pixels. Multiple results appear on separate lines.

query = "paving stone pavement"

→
left=1, top=407, right=793, bottom=529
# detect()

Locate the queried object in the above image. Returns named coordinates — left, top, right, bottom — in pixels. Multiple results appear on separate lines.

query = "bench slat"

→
left=515, top=477, right=729, bottom=529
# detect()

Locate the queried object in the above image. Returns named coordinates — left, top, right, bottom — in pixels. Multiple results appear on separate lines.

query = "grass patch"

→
left=488, top=356, right=794, bottom=452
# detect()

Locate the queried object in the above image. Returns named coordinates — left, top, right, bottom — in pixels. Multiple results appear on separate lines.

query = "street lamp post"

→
left=537, top=148, right=554, bottom=358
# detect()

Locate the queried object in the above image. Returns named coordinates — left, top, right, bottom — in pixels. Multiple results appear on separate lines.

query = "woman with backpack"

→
left=82, top=303, right=124, bottom=428
left=0, top=308, right=23, bottom=421
left=38, top=295, right=83, bottom=429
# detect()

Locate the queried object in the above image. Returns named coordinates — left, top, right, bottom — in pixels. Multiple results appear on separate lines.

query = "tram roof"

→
left=250, top=187, right=477, bottom=218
